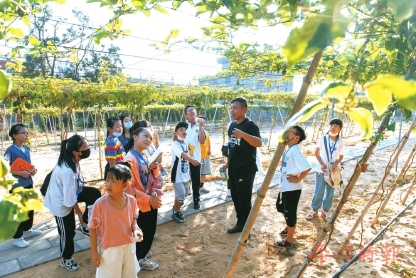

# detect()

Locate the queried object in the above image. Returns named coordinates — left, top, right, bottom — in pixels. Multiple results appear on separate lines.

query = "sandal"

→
left=280, top=228, right=288, bottom=237
left=273, top=239, right=294, bottom=248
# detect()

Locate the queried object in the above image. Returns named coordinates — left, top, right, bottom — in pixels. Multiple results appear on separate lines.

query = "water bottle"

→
left=219, top=168, right=228, bottom=181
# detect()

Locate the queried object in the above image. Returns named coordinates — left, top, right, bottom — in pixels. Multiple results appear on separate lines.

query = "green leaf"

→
left=172, top=0, right=182, bottom=9
left=386, top=121, right=396, bottom=132
left=387, top=0, right=414, bottom=22
left=322, top=82, right=352, bottom=100
left=346, top=107, right=373, bottom=139
left=28, top=35, right=41, bottom=47
left=154, top=5, right=168, bottom=14
left=0, top=200, right=23, bottom=242
left=6, top=27, right=24, bottom=38
left=365, top=75, right=416, bottom=115
left=279, top=98, right=331, bottom=142
left=201, top=26, right=212, bottom=37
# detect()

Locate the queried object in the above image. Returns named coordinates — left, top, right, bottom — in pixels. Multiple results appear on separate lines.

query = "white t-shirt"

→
left=44, top=163, right=80, bottom=217
left=316, top=135, right=345, bottom=173
left=171, top=141, right=191, bottom=183
left=280, top=144, right=311, bottom=192
left=184, top=121, right=202, bottom=162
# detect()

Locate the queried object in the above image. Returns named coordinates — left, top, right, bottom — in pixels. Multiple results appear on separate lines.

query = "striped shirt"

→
left=104, top=135, right=125, bottom=162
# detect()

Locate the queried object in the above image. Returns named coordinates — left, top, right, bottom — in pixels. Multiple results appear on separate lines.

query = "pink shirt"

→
left=89, top=194, right=138, bottom=250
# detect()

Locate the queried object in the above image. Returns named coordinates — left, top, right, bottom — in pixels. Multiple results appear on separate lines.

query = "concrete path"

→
left=0, top=135, right=413, bottom=277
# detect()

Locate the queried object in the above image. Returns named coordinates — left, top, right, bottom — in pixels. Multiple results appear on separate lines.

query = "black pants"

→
left=76, top=186, right=101, bottom=224
left=228, top=172, right=256, bottom=225
left=276, top=190, right=302, bottom=227
left=189, top=164, right=201, bottom=200
left=136, top=207, right=158, bottom=260
left=56, top=209, right=75, bottom=259
left=12, top=185, right=34, bottom=239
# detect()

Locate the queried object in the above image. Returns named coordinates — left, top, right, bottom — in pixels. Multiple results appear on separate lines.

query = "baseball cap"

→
left=175, top=122, right=188, bottom=131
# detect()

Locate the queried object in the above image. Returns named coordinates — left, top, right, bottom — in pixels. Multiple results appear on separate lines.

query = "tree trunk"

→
left=370, top=142, right=416, bottom=226
left=223, top=50, right=324, bottom=278
left=337, top=116, right=416, bottom=253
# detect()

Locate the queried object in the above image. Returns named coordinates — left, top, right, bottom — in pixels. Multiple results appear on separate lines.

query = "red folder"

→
left=10, top=157, right=35, bottom=172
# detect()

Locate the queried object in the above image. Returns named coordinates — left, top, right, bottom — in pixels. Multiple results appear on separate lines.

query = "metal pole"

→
left=396, top=109, right=403, bottom=171
left=162, top=108, right=171, bottom=140
left=210, top=107, right=217, bottom=134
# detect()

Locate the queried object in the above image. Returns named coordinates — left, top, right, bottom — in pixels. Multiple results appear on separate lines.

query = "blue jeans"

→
left=311, top=173, right=335, bottom=212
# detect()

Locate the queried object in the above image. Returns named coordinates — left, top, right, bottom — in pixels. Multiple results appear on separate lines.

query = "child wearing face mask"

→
left=118, top=115, right=133, bottom=149
left=171, top=122, right=200, bottom=223
left=104, top=117, right=126, bottom=180
left=44, top=135, right=101, bottom=271
left=305, top=118, right=345, bottom=222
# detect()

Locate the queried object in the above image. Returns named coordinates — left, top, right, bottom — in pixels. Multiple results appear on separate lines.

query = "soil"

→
left=4, top=125, right=416, bottom=278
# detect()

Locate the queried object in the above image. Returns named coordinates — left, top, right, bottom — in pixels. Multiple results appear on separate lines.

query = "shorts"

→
left=174, top=181, right=190, bottom=203
left=276, top=189, right=302, bottom=227
left=96, top=242, right=139, bottom=278
left=200, top=158, right=211, bottom=175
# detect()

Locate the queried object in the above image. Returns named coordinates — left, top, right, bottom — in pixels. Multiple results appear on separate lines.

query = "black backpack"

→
left=40, top=171, right=53, bottom=196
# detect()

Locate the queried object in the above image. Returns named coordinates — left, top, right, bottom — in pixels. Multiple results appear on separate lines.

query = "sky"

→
left=46, top=0, right=291, bottom=85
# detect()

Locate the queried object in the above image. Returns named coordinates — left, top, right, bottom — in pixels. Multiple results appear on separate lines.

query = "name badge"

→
left=282, top=161, right=287, bottom=167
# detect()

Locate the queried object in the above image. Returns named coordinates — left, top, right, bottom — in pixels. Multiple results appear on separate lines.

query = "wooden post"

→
left=223, top=50, right=324, bottom=278
left=401, top=175, right=416, bottom=205
left=337, top=116, right=416, bottom=253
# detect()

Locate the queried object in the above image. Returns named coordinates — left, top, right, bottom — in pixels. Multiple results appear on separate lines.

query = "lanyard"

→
left=176, top=140, right=188, bottom=153
left=328, top=136, right=338, bottom=158
left=281, top=145, right=295, bottom=172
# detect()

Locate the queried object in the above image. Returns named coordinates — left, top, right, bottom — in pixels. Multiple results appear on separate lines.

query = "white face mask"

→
left=329, top=132, right=338, bottom=137
left=177, top=136, right=186, bottom=141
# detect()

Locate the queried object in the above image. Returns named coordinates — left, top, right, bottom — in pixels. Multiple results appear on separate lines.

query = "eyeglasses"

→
left=291, top=130, right=299, bottom=136
left=186, top=108, right=196, bottom=113
left=17, top=132, right=29, bottom=136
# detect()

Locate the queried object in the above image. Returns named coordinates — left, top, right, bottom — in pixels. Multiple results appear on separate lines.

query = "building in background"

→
left=198, top=57, right=293, bottom=92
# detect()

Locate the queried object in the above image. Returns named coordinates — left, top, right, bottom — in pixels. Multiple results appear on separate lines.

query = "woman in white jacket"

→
left=44, top=135, right=101, bottom=271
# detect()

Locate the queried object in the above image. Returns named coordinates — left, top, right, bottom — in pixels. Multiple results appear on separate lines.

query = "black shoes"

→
left=227, top=222, right=244, bottom=234
left=193, top=198, right=200, bottom=209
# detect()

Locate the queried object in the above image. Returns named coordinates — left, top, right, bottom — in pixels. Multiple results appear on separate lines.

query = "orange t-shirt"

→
left=89, top=194, right=138, bottom=250
left=200, top=131, right=211, bottom=159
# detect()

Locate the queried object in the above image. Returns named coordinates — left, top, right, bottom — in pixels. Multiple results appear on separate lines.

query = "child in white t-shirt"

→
left=306, top=118, right=345, bottom=221
left=275, top=125, right=311, bottom=248
left=89, top=162, right=143, bottom=278
left=170, top=122, right=201, bottom=223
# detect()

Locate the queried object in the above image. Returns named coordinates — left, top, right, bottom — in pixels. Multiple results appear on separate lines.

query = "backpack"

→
left=40, top=171, right=53, bottom=196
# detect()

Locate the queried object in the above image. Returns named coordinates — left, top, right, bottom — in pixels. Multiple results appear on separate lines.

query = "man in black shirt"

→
left=221, top=97, right=262, bottom=234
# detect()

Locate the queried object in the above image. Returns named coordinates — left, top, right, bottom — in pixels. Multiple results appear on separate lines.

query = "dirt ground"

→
left=4, top=126, right=416, bottom=278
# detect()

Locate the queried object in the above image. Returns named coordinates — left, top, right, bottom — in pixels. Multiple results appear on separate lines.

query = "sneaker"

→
left=305, top=210, right=318, bottom=220
left=227, top=189, right=231, bottom=197
left=172, top=211, right=185, bottom=223
left=76, top=225, right=90, bottom=237
left=321, top=210, right=331, bottom=221
left=22, top=229, right=41, bottom=238
left=146, top=250, right=153, bottom=258
left=193, top=199, right=200, bottom=209
left=60, top=257, right=79, bottom=271
left=139, top=258, right=158, bottom=271
left=200, top=186, right=210, bottom=193
left=13, top=237, right=29, bottom=248
left=274, top=239, right=294, bottom=248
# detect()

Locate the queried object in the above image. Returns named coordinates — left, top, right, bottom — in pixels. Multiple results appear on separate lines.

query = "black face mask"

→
left=79, top=148, right=91, bottom=159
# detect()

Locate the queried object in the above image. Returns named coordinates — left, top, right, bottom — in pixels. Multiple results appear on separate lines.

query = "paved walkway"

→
left=0, top=135, right=413, bottom=277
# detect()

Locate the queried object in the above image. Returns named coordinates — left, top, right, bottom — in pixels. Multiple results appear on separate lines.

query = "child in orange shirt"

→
left=89, top=163, right=143, bottom=278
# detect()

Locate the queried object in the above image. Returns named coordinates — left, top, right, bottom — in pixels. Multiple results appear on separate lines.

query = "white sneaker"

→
left=13, top=237, right=29, bottom=248
left=23, top=229, right=41, bottom=238
left=227, top=189, right=231, bottom=197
